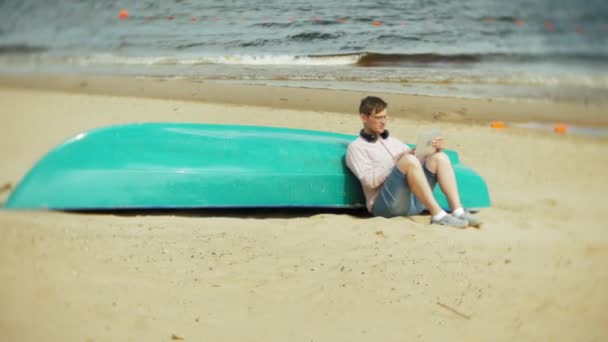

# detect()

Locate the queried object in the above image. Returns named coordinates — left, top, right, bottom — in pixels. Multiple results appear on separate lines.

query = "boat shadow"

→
left=69, top=207, right=372, bottom=219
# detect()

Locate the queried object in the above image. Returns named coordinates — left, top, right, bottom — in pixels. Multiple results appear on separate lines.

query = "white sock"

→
left=453, top=208, right=465, bottom=216
left=432, top=211, right=448, bottom=221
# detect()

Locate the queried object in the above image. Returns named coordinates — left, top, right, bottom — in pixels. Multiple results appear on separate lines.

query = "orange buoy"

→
left=119, top=9, right=129, bottom=20
left=545, top=21, right=554, bottom=31
left=490, top=121, right=506, bottom=129
left=554, top=123, right=568, bottom=134
left=514, top=19, right=524, bottom=26
left=372, top=21, right=382, bottom=26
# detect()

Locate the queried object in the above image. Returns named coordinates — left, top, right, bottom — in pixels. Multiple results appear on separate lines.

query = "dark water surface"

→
left=1, top=0, right=607, bottom=102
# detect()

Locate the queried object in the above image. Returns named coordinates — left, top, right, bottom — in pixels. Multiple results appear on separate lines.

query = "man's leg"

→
left=425, top=152, right=482, bottom=227
left=396, top=154, right=467, bottom=228
left=395, top=154, right=443, bottom=216
left=425, top=152, right=463, bottom=210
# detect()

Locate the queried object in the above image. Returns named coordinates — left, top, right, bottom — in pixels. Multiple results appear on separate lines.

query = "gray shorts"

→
left=371, top=165, right=438, bottom=218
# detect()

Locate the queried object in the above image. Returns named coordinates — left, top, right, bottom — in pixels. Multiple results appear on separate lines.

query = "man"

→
left=345, top=96, right=481, bottom=228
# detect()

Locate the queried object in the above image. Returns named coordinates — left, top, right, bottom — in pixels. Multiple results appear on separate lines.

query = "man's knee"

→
left=425, top=151, right=450, bottom=173
left=396, top=154, right=421, bottom=173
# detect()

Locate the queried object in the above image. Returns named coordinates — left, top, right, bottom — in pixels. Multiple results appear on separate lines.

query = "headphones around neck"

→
left=359, top=129, right=389, bottom=143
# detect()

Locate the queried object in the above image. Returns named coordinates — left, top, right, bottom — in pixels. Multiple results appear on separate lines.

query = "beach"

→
left=0, top=76, right=607, bottom=341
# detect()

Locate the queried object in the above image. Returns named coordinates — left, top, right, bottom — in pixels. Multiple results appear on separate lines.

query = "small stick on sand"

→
left=436, top=302, right=471, bottom=320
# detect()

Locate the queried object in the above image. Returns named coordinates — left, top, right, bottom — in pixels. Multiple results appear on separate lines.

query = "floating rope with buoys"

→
left=114, top=10, right=601, bottom=34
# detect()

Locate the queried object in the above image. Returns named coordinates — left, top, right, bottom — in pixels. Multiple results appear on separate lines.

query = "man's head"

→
left=359, top=96, right=388, bottom=136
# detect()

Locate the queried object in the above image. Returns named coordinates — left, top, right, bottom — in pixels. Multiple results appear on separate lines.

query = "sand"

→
left=1, top=77, right=607, bottom=341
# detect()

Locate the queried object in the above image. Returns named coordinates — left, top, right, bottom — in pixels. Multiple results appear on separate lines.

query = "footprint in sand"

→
left=0, top=182, right=12, bottom=194
left=0, top=182, right=12, bottom=206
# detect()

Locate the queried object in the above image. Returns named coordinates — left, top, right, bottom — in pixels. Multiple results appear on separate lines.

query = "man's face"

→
left=361, top=108, right=388, bottom=136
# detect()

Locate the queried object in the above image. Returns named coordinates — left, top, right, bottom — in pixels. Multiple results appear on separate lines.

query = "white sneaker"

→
left=456, top=212, right=483, bottom=228
left=431, top=215, right=468, bottom=228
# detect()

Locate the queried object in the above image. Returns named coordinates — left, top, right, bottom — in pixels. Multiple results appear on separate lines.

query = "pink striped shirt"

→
left=346, top=136, right=411, bottom=212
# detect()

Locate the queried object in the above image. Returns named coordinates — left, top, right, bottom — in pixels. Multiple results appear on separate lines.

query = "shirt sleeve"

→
left=346, top=143, right=393, bottom=189
left=383, top=139, right=411, bottom=162
left=393, top=137, right=411, bottom=155
left=393, top=143, right=410, bottom=161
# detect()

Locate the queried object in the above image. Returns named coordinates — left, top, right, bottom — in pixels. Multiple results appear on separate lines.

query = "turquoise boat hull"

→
left=4, top=123, right=490, bottom=210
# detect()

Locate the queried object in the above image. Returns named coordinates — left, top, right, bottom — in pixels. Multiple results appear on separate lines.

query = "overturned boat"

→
left=4, top=123, right=490, bottom=210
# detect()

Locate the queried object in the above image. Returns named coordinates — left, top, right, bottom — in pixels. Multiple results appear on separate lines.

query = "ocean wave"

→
left=36, top=53, right=361, bottom=66
left=2, top=52, right=607, bottom=90
left=356, top=52, right=482, bottom=66
left=288, top=32, right=343, bottom=41
left=352, top=17, right=376, bottom=23
left=176, top=42, right=209, bottom=50
left=310, top=19, right=342, bottom=25
left=207, top=54, right=359, bottom=65
left=480, top=16, right=520, bottom=22
left=7, top=50, right=608, bottom=70
left=0, top=44, right=47, bottom=54
left=354, top=52, right=608, bottom=67
left=238, top=38, right=284, bottom=48
left=375, top=35, right=423, bottom=42
left=250, top=22, right=295, bottom=28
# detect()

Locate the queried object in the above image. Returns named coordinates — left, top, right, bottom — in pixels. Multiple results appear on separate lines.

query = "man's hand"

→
left=394, top=149, right=414, bottom=163
left=432, top=137, right=445, bottom=152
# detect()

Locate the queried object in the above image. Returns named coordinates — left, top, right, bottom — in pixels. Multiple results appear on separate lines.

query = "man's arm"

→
left=392, top=145, right=414, bottom=163
left=346, top=144, right=392, bottom=189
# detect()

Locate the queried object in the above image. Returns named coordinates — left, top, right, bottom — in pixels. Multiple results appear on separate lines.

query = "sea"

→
left=1, top=0, right=607, bottom=104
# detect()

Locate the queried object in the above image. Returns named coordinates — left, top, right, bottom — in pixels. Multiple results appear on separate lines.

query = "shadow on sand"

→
left=68, top=207, right=372, bottom=220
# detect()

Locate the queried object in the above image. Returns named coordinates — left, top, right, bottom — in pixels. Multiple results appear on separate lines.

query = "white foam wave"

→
left=209, top=54, right=360, bottom=66
left=2, top=52, right=607, bottom=89
left=62, top=53, right=361, bottom=66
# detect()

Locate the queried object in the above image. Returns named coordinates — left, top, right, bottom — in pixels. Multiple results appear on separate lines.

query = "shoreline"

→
left=1, top=74, right=607, bottom=128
